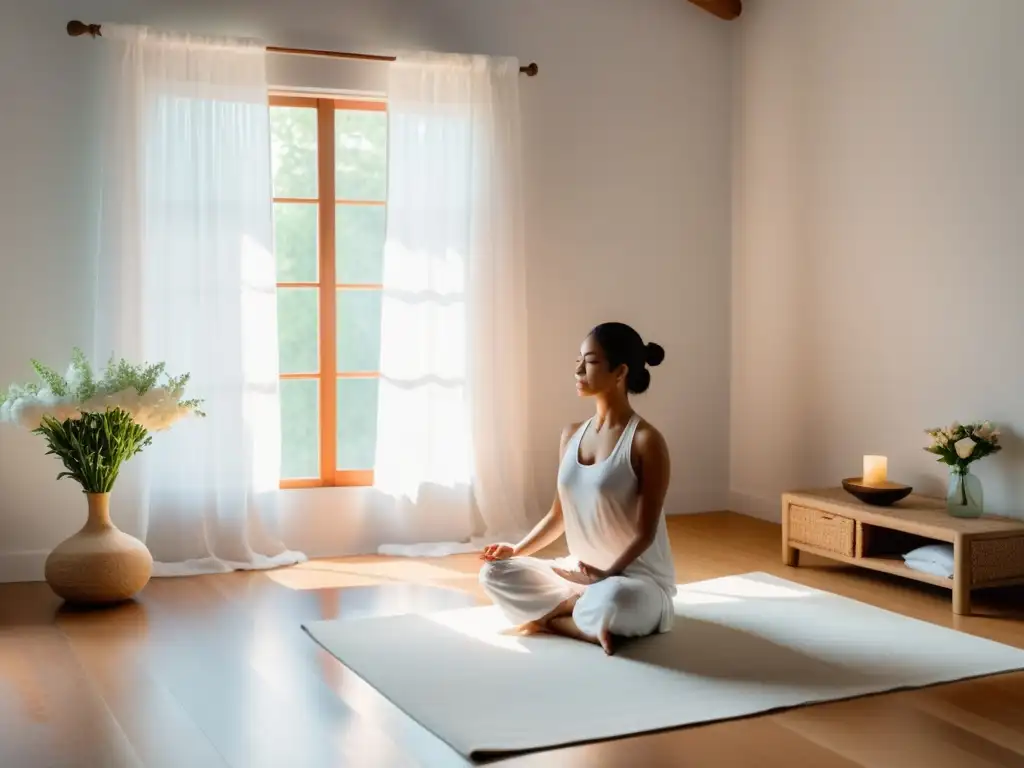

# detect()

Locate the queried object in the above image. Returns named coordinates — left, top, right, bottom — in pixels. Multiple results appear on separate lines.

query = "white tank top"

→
left=557, top=414, right=677, bottom=632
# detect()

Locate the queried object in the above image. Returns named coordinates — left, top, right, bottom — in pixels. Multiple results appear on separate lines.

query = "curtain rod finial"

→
left=67, top=20, right=102, bottom=38
left=522, top=62, right=538, bottom=77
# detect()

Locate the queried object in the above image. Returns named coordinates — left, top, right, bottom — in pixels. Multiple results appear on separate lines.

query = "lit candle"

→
left=863, top=455, right=887, bottom=486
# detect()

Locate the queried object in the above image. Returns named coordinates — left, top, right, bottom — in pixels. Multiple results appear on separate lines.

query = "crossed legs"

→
left=479, top=556, right=665, bottom=655
left=542, top=596, right=616, bottom=654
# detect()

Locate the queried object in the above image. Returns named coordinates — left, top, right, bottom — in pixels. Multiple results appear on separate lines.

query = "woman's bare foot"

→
left=543, top=616, right=617, bottom=655
left=503, top=592, right=583, bottom=636
left=546, top=616, right=595, bottom=644
left=499, top=619, right=545, bottom=636
left=502, top=596, right=582, bottom=637
left=518, top=620, right=550, bottom=635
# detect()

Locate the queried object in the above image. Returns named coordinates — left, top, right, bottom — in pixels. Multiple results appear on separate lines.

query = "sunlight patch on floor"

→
left=426, top=607, right=530, bottom=653
left=675, top=591, right=741, bottom=606
left=266, top=558, right=477, bottom=591
left=687, top=574, right=815, bottom=601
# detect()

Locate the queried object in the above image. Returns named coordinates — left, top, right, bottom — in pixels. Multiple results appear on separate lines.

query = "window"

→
left=269, top=95, right=387, bottom=488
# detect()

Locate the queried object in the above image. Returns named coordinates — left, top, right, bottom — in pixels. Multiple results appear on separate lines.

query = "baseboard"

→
left=0, top=492, right=773, bottom=583
left=728, top=490, right=782, bottom=524
left=0, top=550, right=47, bottom=583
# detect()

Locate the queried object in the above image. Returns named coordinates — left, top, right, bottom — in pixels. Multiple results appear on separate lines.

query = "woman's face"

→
left=574, top=334, right=624, bottom=397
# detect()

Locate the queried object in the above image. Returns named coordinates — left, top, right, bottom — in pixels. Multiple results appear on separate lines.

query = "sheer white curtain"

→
left=375, top=53, right=536, bottom=556
left=93, top=24, right=305, bottom=575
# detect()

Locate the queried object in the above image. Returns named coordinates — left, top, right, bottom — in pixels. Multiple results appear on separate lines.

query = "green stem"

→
left=954, top=464, right=971, bottom=506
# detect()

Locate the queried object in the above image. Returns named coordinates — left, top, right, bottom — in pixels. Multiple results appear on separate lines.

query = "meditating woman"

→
left=479, top=322, right=677, bottom=655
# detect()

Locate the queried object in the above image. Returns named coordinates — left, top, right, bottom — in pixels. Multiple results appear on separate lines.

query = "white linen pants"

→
left=479, top=556, right=665, bottom=638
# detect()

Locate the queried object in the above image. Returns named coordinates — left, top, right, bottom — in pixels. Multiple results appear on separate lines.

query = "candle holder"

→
left=842, top=477, right=913, bottom=507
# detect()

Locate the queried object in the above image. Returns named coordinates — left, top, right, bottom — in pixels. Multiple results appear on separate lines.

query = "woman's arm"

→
left=511, top=424, right=577, bottom=556
left=511, top=506, right=564, bottom=557
left=600, top=423, right=671, bottom=577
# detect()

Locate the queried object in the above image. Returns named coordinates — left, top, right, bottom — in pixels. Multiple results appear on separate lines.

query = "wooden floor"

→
left=3, top=512, right=1024, bottom=768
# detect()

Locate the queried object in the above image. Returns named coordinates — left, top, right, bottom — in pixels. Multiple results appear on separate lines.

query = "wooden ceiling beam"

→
left=687, top=0, right=742, bottom=20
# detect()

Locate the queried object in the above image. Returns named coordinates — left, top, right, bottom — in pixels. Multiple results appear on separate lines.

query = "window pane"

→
left=337, top=290, right=382, bottom=373
left=274, top=203, right=318, bottom=282
left=280, top=378, right=319, bottom=479
left=337, top=378, right=379, bottom=470
left=336, top=204, right=385, bottom=285
left=336, top=109, right=387, bottom=201
left=271, top=106, right=318, bottom=199
left=277, top=288, right=319, bottom=374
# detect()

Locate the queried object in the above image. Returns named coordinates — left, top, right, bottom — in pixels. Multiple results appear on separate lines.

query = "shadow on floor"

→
left=616, top=615, right=925, bottom=688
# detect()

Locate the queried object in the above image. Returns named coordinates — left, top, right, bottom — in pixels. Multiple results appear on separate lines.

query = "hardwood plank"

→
left=776, top=694, right=1024, bottom=767
left=0, top=627, right=143, bottom=767
left=3, top=512, right=1024, bottom=768
left=907, top=686, right=1024, bottom=756
left=204, top=576, right=465, bottom=766
left=502, top=715, right=861, bottom=768
left=139, top=577, right=419, bottom=768
left=57, top=600, right=230, bottom=768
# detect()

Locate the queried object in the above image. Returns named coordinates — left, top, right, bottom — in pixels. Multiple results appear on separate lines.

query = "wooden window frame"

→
left=271, top=94, right=387, bottom=490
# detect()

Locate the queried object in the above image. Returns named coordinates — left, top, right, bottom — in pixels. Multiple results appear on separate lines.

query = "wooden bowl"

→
left=841, top=478, right=913, bottom=507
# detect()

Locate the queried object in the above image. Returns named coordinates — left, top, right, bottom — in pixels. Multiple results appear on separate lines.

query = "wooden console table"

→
left=782, top=488, right=1024, bottom=615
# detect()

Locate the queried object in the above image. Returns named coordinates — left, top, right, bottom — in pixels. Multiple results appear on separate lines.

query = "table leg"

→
left=780, top=501, right=798, bottom=566
left=953, top=537, right=971, bottom=615
left=783, top=545, right=800, bottom=567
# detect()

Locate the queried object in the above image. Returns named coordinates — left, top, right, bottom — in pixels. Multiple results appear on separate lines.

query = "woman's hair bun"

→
left=645, top=342, right=665, bottom=367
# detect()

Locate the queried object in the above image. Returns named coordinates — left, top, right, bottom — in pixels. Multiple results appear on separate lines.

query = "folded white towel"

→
left=902, top=543, right=955, bottom=571
left=904, top=557, right=954, bottom=579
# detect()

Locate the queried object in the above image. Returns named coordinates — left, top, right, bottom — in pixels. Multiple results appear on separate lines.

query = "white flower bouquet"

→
left=924, top=421, right=1002, bottom=472
left=0, top=349, right=204, bottom=493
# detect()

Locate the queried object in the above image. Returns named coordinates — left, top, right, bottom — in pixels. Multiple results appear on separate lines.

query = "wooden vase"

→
left=44, top=492, right=153, bottom=604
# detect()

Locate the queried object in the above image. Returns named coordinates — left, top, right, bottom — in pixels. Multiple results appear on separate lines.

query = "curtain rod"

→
left=66, top=21, right=539, bottom=76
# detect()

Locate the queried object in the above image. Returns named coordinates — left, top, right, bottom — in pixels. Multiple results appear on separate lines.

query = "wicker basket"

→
left=971, top=537, right=1024, bottom=585
left=788, top=505, right=856, bottom=557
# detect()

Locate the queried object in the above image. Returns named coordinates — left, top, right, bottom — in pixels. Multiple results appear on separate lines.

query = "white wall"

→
left=0, top=0, right=733, bottom=578
left=731, top=0, right=1024, bottom=521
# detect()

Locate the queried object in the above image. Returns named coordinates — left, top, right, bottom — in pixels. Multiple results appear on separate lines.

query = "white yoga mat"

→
left=303, top=572, right=1024, bottom=760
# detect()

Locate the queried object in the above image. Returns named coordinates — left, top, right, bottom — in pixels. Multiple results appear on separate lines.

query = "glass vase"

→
left=946, top=467, right=983, bottom=518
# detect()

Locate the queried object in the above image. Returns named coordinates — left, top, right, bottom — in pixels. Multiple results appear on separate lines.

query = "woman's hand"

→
left=480, top=543, right=516, bottom=561
left=553, top=561, right=609, bottom=584
left=580, top=562, right=610, bottom=582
